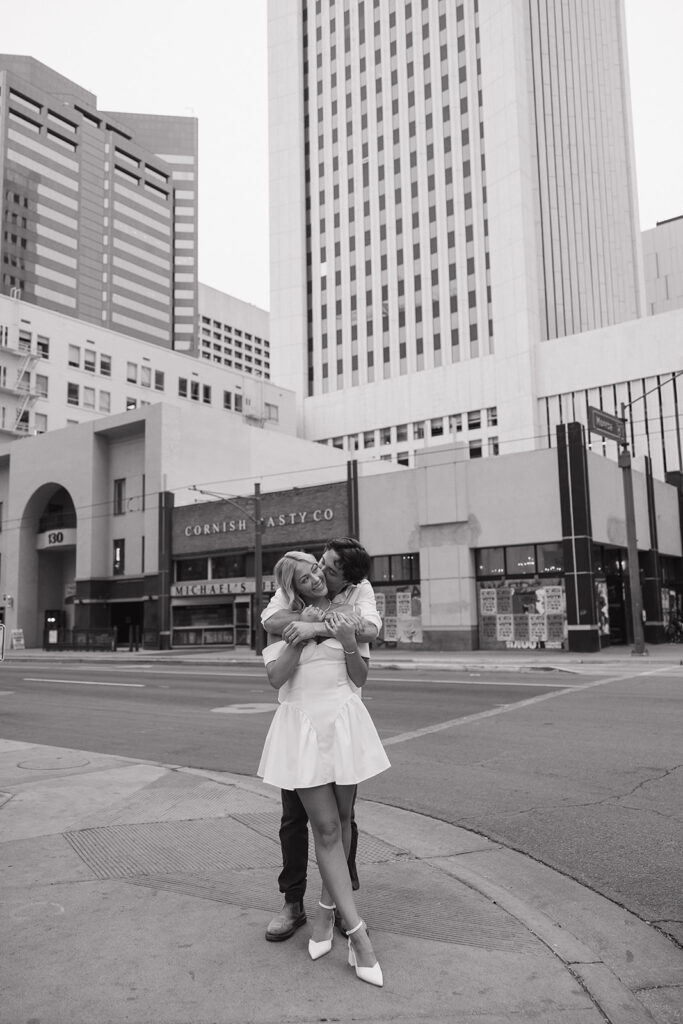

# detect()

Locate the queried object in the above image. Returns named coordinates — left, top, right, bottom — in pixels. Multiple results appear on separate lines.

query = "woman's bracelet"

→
left=343, top=648, right=359, bottom=655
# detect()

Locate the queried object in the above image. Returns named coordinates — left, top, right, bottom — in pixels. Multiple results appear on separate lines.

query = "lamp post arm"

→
left=621, top=369, right=683, bottom=418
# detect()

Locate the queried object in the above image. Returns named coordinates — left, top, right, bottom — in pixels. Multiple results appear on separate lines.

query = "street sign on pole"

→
left=588, top=406, right=626, bottom=444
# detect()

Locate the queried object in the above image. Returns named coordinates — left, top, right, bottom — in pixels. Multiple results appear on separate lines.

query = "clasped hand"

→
left=324, top=610, right=360, bottom=647
left=282, top=606, right=363, bottom=646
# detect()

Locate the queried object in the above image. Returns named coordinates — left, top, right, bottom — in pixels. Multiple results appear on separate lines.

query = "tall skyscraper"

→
left=0, top=55, right=198, bottom=351
left=268, top=0, right=646, bottom=461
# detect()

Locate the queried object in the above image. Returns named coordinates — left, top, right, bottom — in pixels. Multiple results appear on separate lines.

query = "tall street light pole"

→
left=617, top=369, right=683, bottom=654
left=618, top=410, right=646, bottom=656
left=253, top=482, right=263, bottom=656
left=191, top=484, right=264, bottom=656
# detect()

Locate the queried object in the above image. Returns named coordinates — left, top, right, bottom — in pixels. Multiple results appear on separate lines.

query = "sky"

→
left=2, top=0, right=682, bottom=312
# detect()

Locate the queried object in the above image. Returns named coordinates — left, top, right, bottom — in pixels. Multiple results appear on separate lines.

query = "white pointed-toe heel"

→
left=308, top=901, right=336, bottom=960
left=347, top=919, right=383, bottom=987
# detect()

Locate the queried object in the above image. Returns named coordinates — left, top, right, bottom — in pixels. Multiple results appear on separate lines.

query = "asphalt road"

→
left=0, top=659, right=567, bottom=769
left=1, top=657, right=680, bottom=947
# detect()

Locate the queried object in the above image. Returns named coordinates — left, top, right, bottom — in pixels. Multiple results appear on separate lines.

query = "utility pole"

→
left=618, top=407, right=646, bottom=656
left=190, top=484, right=264, bottom=656
left=253, top=482, right=264, bottom=656
left=616, top=370, right=683, bottom=654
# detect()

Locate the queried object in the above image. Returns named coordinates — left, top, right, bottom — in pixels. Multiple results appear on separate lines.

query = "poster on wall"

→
left=376, top=585, right=422, bottom=644
left=595, top=580, right=610, bottom=636
left=528, top=614, right=547, bottom=642
left=496, top=615, right=514, bottom=641
left=480, top=617, right=497, bottom=644
left=478, top=578, right=567, bottom=651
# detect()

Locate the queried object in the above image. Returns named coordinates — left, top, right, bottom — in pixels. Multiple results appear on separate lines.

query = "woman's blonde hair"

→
left=274, top=551, right=319, bottom=610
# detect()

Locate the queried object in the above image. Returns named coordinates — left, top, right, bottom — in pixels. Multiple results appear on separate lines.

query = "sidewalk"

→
left=4, top=640, right=683, bottom=674
left=1, top=738, right=681, bottom=1024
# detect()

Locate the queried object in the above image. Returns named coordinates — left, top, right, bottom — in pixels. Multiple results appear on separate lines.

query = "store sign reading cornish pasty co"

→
left=172, top=482, right=350, bottom=554
left=183, top=508, right=334, bottom=536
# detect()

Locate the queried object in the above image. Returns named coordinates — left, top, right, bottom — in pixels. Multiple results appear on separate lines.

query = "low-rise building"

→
left=0, top=403, right=680, bottom=653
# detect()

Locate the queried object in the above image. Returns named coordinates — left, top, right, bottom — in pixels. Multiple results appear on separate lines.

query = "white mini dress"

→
left=257, top=639, right=390, bottom=791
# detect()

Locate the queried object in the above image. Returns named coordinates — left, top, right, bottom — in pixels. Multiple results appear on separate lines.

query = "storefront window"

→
left=477, top=547, right=504, bottom=577
left=537, top=542, right=564, bottom=575
left=371, top=556, right=391, bottom=581
left=506, top=544, right=536, bottom=575
left=172, top=603, right=234, bottom=646
left=212, top=554, right=246, bottom=579
left=390, top=553, right=419, bottom=581
left=371, top=552, right=420, bottom=584
left=176, top=558, right=209, bottom=582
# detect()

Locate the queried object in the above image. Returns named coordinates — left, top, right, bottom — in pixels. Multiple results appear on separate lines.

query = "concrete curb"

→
left=1, top=739, right=681, bottom=1023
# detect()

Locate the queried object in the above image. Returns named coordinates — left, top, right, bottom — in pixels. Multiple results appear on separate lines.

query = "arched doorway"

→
left=18, top=484, right=77, bottom=646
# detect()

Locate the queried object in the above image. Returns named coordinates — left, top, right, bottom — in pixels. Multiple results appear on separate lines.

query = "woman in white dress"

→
left=258, top=551, right=390, bottom=987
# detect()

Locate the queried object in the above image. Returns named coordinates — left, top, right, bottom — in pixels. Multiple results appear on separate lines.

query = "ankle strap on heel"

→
left=318, top=901, right=336, bottom=910
left=346, top=919, right=364, bottom=936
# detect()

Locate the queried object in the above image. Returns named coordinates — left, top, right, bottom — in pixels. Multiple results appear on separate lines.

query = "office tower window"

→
left=100, top=354, right=111, bottom=377
left=68, top=345, right=80, bottom=367
left=67, top=383, right=79, bottom=406
left=99, top=391, right=111, bottom=413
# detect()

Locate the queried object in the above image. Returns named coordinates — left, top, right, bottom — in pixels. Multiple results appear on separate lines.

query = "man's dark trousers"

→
left=279, top=787, right=359, bottom=903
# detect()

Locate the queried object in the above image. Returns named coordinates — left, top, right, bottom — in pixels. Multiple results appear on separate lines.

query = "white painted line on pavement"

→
left=113, top=666, right=264, bottom=677
left=23, top=677, right=145, bottom=688
left=211, top=703, right=278, bottom=714
left=111, top=666, right=576, bottom=686
left=371, top=675, right=574, bottom=687
left=383, top=667, right=671, bottom=746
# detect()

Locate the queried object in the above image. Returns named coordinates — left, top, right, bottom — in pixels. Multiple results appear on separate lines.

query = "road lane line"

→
left=371, top=676, right=575, bottom=687
left=23, top=678, right=145, bottom=688
left=109, top=666, right=576, bottom=686
left=383, top=668, right=669, bottom=746
left=211, top=703, right=278, bottom=714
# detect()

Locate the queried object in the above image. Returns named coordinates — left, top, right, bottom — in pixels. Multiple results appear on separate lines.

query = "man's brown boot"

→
left=265, top=899, right=307, bottom=942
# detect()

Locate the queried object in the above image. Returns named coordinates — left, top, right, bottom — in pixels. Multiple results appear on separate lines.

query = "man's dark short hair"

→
left=325, top=537, right=371, bottom=585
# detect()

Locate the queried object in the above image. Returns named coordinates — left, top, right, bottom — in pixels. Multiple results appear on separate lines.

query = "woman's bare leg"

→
left=297, top=783, right=376, bottom=967
left=318, top=782, right=353, bottom=908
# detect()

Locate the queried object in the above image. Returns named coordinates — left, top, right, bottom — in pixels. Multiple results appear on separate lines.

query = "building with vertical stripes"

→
left=267, top=1, right=681, bottom=474
left=0, top=55, right=197, bottom=352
